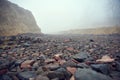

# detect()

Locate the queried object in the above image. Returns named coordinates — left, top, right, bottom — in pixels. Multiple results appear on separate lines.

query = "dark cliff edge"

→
left=0, top=0, right=41, bottom=36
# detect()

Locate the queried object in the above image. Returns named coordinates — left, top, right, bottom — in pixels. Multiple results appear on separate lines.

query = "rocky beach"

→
left=0, top=33, right=120, bottom=80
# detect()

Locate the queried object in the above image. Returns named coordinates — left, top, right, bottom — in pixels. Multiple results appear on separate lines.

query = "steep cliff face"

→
left=0, top=0, right=41, bottom=36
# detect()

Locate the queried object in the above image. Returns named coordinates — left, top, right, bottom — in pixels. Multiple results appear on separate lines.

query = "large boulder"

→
left=0, top=0, right=41, bottom=36
left=74, top=68, right=113, bottom=80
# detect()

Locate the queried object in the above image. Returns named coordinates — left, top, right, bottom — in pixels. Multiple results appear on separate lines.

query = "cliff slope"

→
left=0, top=0, right=41, bottom=36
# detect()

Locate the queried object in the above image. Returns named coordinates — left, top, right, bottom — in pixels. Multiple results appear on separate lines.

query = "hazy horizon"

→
left=9, top=0, right=120, bottom=34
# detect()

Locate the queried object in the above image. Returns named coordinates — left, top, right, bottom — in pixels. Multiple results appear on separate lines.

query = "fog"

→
left=9, top=0, right=120, bottom=34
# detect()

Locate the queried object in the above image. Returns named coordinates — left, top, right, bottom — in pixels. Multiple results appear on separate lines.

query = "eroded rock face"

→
left=0, top=0, right=41, bottom=36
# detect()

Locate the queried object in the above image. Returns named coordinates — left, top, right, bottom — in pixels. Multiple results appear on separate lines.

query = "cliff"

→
left=0, top=0, right=41, bottom=36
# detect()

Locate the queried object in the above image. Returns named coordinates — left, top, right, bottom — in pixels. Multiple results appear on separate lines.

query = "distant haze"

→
left=9, top=0, right=120, bottom=34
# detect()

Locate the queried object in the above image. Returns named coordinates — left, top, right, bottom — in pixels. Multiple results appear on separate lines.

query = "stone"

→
left=45, top=59, right=55, bottom=64
left=76, top=63, right=90, bottom=68
left=74, top=68, right=113, bottom=80
left=46, top=71, right=64, bottom=80
left=20, top=60, right=35, bottom=69
left=116, top=61, right=120, bottom=71
left=35, top=75, right=49, bottom=80
left=62, top=60, right=77, bottom=67
left=110, top=71, right=120, bottom=80
left=0, top=74, right=12, bottom=80
left=17, top=71, right=37, bottom=80
left=44, top=63, right=60, bottom=71
left=0, top=69, right=8, bottom=75
left=66, top=67, right=77, bottom=74
left=91, top=64, right=110, bottom=75
left=96, top=55, right=114, bottom=63
left=73, top=52, right=92, bottom=62
left=53, top=54, right=62, bottom=61
left=56, top=68, right=72, bottom=80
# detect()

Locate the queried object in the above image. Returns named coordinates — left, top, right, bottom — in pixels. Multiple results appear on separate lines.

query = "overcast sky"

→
left=9, top=0, right=120, bottom=33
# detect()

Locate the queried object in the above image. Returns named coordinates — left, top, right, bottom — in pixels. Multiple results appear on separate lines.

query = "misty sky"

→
left=9, top=0, right=120, bottom=33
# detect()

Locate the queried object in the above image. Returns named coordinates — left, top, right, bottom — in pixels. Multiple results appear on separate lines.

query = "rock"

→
left=35, top=75, right=49, bottom=80
left=66, top=67, right=77, bottom=74
left=91, top=64, right=110, bottom=75
left=44, top=63, right=60, bottom=71
left=46, top=71, right=65, bottom=80
left=23, top=43, right=31, bottom=47
left=74, top=68, right=113, bottom=80
left=73, top=52, right=92, bottom=62
left=45, top=59, right=55, bottom=64
left=96, top=55, right=114, bottom=63
left=116, top=61, right=120, bottom=71
left=53, top=54, right=62, bottom=61
left=62, top=60, right=77, bottom=67
left=56, top=68, right=72, bottom=80
left=20, top=60, right=35, bottom=69
left=76, top=63, right=90, bottom=68
left=17, top=71, right=37, bottom=80
left=0, top=74, right=12, bottom=80
left=70, top=76, right=75, bottom=80
left=36, top=67, right=44, bottom=75
left=0, top=69, right=8, bottom=75
left=110, top=71, right=120, bottom=80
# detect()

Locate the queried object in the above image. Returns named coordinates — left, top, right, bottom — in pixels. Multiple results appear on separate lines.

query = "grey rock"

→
left=17, top=71, right=37, bottom=80
left=73, top=52, right=92, bottom=62
left=35, top=75, right=49, bottom=80
left=91, top=64, right=110, bottom=75
left=74, top=68, right=113, bottom=80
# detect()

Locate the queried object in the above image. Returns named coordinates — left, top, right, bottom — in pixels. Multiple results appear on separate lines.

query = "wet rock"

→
left=91, top=64, right=110, bottom=75
left=17, top=71, right=37, bottom=80
left=73, top=52, right=92, bottom=62
left=74, top=68, right=113, bottom=80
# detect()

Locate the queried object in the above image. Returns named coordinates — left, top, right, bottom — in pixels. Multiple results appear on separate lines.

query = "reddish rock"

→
left=67, top=67, right=77, bottom=75
left=53, top=54, right=62, bottom=61
left=20, top=60, right=35, bottom=69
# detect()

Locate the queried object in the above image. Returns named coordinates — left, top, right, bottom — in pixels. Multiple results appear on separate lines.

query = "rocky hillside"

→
left=62, top=27, right=120, bottom=35
left=0, top=0, right=41, bottom=36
